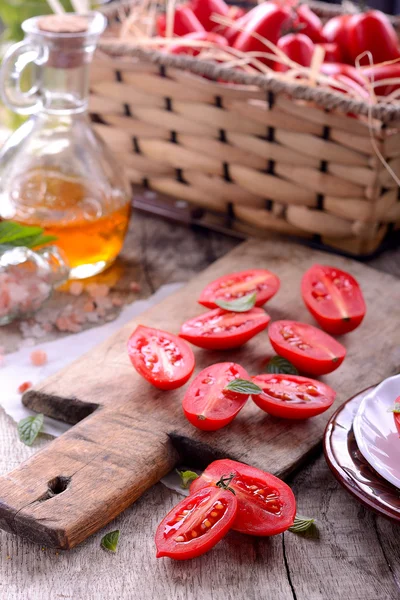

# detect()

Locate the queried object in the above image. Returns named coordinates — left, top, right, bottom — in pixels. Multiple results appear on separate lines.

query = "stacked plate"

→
left=324, top=374, right=400, bottom=522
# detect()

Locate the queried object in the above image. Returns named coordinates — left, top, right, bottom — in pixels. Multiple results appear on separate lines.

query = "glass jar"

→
left=0, top=13, right=131, bottom=279
left=0, top=245, right=69, bottom=325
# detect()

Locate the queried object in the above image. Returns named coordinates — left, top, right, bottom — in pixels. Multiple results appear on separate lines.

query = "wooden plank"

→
left=0, top=238, right=399, bottom=550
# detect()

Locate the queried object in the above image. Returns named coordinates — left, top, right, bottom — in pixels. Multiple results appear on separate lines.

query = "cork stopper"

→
left=36, top=14, right=90, bottom=69
left=37, top=14, right=88, bottom=34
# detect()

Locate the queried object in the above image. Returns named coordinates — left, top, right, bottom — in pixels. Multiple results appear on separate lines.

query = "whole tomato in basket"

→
left=157, top=5, right=205, bottom=37
left=295, top=4, right=326, bottom=43
left=233, top=2, right=292, bottom=66
left=169, top=31, right=228, bottom=55
left=347, top=10, right=400, bottom=66
left=322, top=15, right=352, bottom=64
left=363, top=63, right=400, bottom=97
left=319, top=42, right=342, bottom=63
left=320, top=62, right=369, bottom=99
left=274, top=33, right=314, bottom=72
left=190, top=0, right=230, bottom=32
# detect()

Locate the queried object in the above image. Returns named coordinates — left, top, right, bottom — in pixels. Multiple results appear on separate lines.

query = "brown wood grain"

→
left=0, top=236, right=399, bottom=550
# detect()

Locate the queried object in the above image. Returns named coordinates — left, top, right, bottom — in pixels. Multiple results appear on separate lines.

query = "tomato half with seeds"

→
left=199, top=269, right=280, bottom=309
left=182, top=362, right=250, bottom=430
left=155, top=485, right=237, bottom=560
left=190, top=459, right=296, bottom=536
left=252, top=374, right=336, bottom=419
left=180, top=308, right=270, bottom=350
left=301, top=264, right=366, bottom=335
left=268, top=320, right=346, bottom=376
left=128, top=325, right=195, bottom=390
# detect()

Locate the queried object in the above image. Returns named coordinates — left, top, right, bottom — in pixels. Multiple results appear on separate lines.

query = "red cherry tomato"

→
left=301, top=264, right=366, bottom=335
left=157, top=6, right=205, bottom=37
left=268, top=320, right=346, bottom=376
left=218, top=4, right=246, bottom=40
left=169, top=31, right=228, bottom=55
left=180, top=307, right=271, bottom=350
left=319, top=42, right=342, bottom=63
left=155, top=485, right=238, bottom=559
left=223, top=9, right=252, bottom=45
left=190, top=459, right=296, bottom=535
left=320, top=62, right=369, bottom=99
left=182, top=362, right=250, bottom=430
left=295, top=4, right=326, bottom=43
left=199, top=269, right=280, bottom=309
left=393, top=396, right=400, bottom=436
left=251, top=374, right=336, bottom=419
left=347, top=10, right=400, bottom=66
left=363, top=63, right=400, bottom=97
left=233, top=3, right=292, bottom=66
left=322, top=15, right=352, bottom=63
left=190, top=0, right=229, bottom=32
left=128, top=325, right=195, bottom=390
left=275, top=33, right=314, bottom=72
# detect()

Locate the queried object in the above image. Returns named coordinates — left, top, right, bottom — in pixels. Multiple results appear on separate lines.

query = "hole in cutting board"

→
left=38, top=476, right=71, bottom=502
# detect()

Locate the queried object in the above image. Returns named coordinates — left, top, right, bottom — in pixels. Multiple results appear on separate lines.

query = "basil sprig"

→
left=17, top=413, right=44, bottom=446
left=176, top=469, right=199, bottom=489
left=289, top=515, right=315, bottom=533
left=101, top=530, right=120, bottom=553
left=225, top=379, right=263, bottom=395
left=266, top=355, right=299, bottom=375
left=0, top=221, right=56, bottom=255
left=215, top=292, right=257, bottom=313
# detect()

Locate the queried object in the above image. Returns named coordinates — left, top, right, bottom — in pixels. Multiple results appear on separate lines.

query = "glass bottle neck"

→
left=41, top=62, right=90, bottom=115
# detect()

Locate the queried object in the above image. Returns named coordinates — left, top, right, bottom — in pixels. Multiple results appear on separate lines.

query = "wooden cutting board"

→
left=0, top=238, right=399, bottom=550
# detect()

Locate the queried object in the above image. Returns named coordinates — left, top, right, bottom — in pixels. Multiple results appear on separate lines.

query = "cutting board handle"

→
left=0, top=409, right=179, bottom=548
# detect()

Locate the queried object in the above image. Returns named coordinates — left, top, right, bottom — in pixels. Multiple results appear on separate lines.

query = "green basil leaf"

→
left=215, top=292, right=257, bottom=313
left=0, top=221, right=57, bottom=251
left=17, top=413, right=44, bottom=446
left=225, top=379, right=263, bottom=395
left=388, top=403, right=400, bottom=414
left=101, top=530, right=120, bottom=553
left=266, top=355, right=299, bottom=375
left=288, top=515, right=315, bottom=533
left=176, top=469, right=199, bottom=489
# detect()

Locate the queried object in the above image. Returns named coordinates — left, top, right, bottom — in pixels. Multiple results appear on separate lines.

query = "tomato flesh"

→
left=155, top=485, right=237, bottom=559
left=127, top=325, right=195, bottom=390
left=182, top=362, right=250, bottom=430
left=198, top=269, right=280, bottom=309
left=268, top=320, right=346, bottom=376
left=190, top=459, right=296, bottom=536
left=180, top=307, right=270, bottom=350
left=301, top=264, right=366, bottom=335
left=252, top=374, right=336, bottom=419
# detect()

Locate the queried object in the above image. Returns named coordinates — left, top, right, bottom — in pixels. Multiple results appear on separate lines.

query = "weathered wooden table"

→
left=0, top=212, right=399, bottom=600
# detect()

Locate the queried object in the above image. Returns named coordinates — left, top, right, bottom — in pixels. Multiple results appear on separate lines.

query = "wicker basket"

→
left=90, top=1, right=400, bottom=256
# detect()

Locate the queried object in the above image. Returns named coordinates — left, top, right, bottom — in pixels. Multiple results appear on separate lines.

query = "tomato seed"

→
left=210, top=511, right=218, bottom=517
left=191, top=531, right=198, bottom=538
left=175, top=536, right=184, bottom=542
left=204, top=520, right=211, bottom=528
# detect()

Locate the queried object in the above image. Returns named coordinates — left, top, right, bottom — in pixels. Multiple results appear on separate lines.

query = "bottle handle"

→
left=0, top=40, right=48, bottom=115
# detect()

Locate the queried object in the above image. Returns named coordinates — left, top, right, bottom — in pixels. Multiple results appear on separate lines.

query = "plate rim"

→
left=353, top=375, right=400, bottom=490
left=323, top=385, right=400, bottom=524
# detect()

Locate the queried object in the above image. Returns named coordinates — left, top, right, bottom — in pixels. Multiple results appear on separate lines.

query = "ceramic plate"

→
left=353, top=375, right=400, bottom=490
left=324, top=386, right=400, bottom=523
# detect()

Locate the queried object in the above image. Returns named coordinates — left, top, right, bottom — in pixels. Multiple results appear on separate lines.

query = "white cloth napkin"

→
left=0, top=283, right=183, bottom=436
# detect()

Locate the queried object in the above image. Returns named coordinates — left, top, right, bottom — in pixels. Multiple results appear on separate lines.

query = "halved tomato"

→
left=251, top=374, right=336, bottom=419
left=190, top=459, right=296, bottom=536
left=198, top=269, right=280, bottom=309
left=301, top=264, right=366, bottom=335
left=268, top=320, right=346, bottom=376
left=180, top=308, right=270, bottom=350
left=127, top=325, right=195, bottom=390
left=182, top=362, right=250, bottom=430
left=155, top=485, right=237, bottom=560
